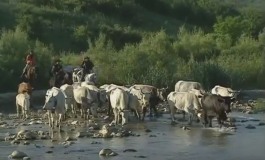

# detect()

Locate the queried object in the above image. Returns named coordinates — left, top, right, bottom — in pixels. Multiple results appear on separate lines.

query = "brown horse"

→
left=18, top=82, right=33, bottom=109
left=18, top=82, right=33, bottom=95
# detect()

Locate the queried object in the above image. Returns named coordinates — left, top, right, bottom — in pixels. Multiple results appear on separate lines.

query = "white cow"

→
left=72, top=83, right=90, bottom=119
left=60, top=84, right=75, bottom=115
left=43, top=87, right=66, bottom=128
left=16, top=93, right=30, bottom=119
left=72, top=68, right=83, bottom=83
left=128, top=86, right=151, bottom=121
left=175, top=80, right=205, bottom=93
left=100, top=84, right=130, bottom=114
left=81, top=83, right=104, bottom=117
left=109, top=87, right=129, bottom=125
left=167, top=91, right=202, bottom=125
left=84, top=73, right=97, bottom=85
left=211, top=85, right=240, bottom=98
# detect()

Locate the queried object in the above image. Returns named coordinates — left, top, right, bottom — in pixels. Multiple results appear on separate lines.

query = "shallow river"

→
left=0, top=112, right=265, bottom=160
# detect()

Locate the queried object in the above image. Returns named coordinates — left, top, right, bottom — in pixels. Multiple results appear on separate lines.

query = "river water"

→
left=0, top=112, right=264, bottom=160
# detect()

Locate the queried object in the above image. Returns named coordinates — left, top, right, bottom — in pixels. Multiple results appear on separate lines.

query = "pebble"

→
left=245, top=124, right=256, bottom=129
left=258, top=122, right=265, bottom=126
left=123, top=149, right=137, bottom=152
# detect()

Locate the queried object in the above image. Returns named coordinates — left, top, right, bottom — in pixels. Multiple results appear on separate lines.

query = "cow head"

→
left=227, top=89, right=241, bottom=98
left=217, top=97, right=231, bottom=113
left=43, top=91, right=57, bottom=111
left=189, top=89, right=205, bottom=99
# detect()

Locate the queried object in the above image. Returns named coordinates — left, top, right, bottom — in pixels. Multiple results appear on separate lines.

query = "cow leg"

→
left=188, top=113, right=193, bottom=126
left=141, top=107, right=147, bottom=121
left=135, top=109, right=141, bottom=121
left=170, top=106, right=176, bottom=123
left=217, top=116, right=223, bottom=128
left=58, top=113, right=63, bottom=129
left=113, top=109, right=118, bottom=125
left=208, top=117, right=213, bottom=128
left=16, top=103, right=20, bottom=118
left=182, top=111, right=186, bottom=120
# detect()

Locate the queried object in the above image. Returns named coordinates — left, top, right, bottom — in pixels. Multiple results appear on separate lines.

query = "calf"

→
left=109, top=88, right=129, bottom=125
left=200, top=94, right=231, bottom=128
left=43, top=87, right=66, bottom=129
left=16, top=93, right=30, bottom=119
left=167, top=92, right=202, bottom=125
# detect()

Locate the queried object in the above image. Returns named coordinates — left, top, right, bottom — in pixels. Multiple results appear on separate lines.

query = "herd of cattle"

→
left=15, top=72, right=240, bottom=129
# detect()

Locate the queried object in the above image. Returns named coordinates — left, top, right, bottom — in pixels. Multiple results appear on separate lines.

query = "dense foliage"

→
left=0, top=0, right=265, bottom=92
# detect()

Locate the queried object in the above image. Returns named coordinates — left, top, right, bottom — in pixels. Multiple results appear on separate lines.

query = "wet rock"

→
left=8, top=150, right=28, bottom=159
left=65, top=136, right=77, bottom=141
left=145, top=129, right=151, bottom=133
left=40, top=135, right=49, bottom=140
left=245, top=124, right=256, bottom=129
left=134, top=155, right=147, bottom=158
left=91, top=141, right=101, bottom=144
left=92, top=133, right=101, bottom=138
left=240, top=119, right=248, bottom=123
left=170, top=121, right=178, bottom=125
left=181, top=126, right=191, bottom=130
left=99, top=149, right=118, bottom=156
left=149, top=135, right=157, bottom=137
left=34, top=144, right=42, bottom=148
left=5, top=135, right=16, bottom=141
left=103, top=116, right=110, bottom=122
left=23, top=157, right=31, bottom=160
left=62, top=141, right=75, bottom=148
left=75, top=131, right=88, bottom=138
left=0, top=121, right=7, bottom=125
left=228, top=117, right=237, bottom=123
left=99, top=125, right=113, bottom=138
left=258, top=122, right=265, bottom=126
left=46, top=151, right=53, bottom=154
left=11, top=139, right=20, bottom=145
left=17, top=130, right=37, bottom=140
left=123, top=149, right=137, bottom=152
left=245, top=110, right=254, bottom=114
left=249, top=118, right=260, bottom=122
left=24, top=141, right=30, bottom=145
left=38, top=131, right=45, bottom=136
left=71, top=121, right=78, bottom=125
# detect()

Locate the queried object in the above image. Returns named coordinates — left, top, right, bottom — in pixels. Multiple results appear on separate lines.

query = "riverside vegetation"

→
left=0, top=0, right=265, bottom=93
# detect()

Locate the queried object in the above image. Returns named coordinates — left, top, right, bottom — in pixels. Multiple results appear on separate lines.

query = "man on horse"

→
left=50, top=59, right=64, bottom=87
left=80, top=56, right=94, bottom=81
left=21, top=50, right=36, bottom=79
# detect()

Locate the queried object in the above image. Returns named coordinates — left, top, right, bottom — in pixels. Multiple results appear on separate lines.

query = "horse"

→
left=72, top=67, right=97, bottom=84
left=49, top=70, right=73, bottom=88
left=22, top=65, right=37, bottom=88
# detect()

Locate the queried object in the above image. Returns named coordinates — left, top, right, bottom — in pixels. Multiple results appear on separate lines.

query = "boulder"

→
left=8, top=150, right=28, bottom=159
left=99, top=149, right=118, bottom=156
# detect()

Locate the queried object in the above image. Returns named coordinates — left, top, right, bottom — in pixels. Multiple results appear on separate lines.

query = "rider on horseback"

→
left=21, top=50, right=36, bottom=78
left=80, top=56, right=94, bottom=81
left=51, top=59, right=63, bottom=78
